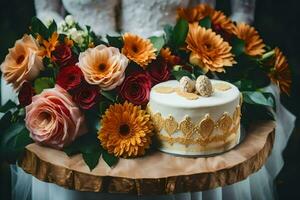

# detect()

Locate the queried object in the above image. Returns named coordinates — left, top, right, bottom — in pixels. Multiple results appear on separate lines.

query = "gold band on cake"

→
left=148, top=105, right=241, bottom=147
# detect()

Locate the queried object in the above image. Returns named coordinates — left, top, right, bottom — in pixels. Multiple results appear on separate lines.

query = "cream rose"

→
left=0, top=34, right=44, bottom=90
left=78, top=44, right=128, bottom=90
left=25, top=85, right=87, bottom=149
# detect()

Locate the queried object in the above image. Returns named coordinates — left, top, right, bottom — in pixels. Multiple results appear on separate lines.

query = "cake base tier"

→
left=19, top=121, right=275, bottom=195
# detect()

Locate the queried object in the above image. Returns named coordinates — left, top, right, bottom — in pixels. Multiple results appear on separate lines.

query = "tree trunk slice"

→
left=19, top=121, right=275, bottom=195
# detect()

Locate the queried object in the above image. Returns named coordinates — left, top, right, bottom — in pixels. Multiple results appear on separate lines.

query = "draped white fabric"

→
left=10, top=84, right=296, bottom=200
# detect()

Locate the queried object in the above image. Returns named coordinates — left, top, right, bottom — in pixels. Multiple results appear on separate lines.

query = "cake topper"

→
left=179, top=76, right=195, bottom=93
left=195, top=75, right=213, bottom=97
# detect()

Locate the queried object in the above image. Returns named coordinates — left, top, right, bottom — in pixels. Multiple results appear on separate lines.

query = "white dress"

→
left=2, top=0, right=295, bottom=200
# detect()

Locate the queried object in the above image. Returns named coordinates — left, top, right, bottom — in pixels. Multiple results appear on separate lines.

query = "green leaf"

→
left=199, top=16, right=211, bottom=29
left=0, top=122, right=32, bottom=160
left=242, top=91, right=274, bottom=107
left=100, top=90, right=117, bottom=103
left=106, top=35, right=124, bottom=49
left=0, top=100, right=17, bottom=113
left=231, top=37, right=245, bottom=57
left=82, top=151, right=102, bottom=171
left=34, top=77, right=55, bottom=94
left=0, top=111, right=12, bottom=130
left=233, top=80, right=256, bottom=91
left=63, top=133, right=102, bottom=170
left=31, top=17, right=49, bottom=38
left=149, top=36, right=165, bottom=54
left=163, top=24, right=173, bottom=44
left=171, top=19, right=189, bottom=48
left=99, top=100, right=111, bottom=117
left=171, top=68, right=194, bottom=81
left=192, top=66, right=204, bottom=77
left=102, top=150, right=118, bottom=167
left=48, top=20, right=57, bottom=35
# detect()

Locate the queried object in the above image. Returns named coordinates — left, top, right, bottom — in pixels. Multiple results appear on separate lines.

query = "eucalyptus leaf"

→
left=199, top=16, right=211, bottom=29
left=0, top=100, right=17, bottom=113
left=171, top=19, right=189, bottom=48
left=102, top=150, right=118, bottom=167
left=242, top=91, right=274, bottom=107
left=149, top=36, right=165, bottom=54
left=34, top=77, right=55, bottom=94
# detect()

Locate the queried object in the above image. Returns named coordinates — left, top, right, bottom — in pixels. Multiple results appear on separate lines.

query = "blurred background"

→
left=0, top=0, right=299, bottom=199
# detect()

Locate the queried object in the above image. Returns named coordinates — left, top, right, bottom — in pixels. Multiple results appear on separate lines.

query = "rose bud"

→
left=56, top=65, right=84, bottom=91
left=18, top=81, right=35, bottom=107
left=52, top=44, right=77, bottom=67
left=72, top=83, right=100, bottom=110
left=148, top=59, right=171, bottom=86
left=119, top=71, right=152, bottom=105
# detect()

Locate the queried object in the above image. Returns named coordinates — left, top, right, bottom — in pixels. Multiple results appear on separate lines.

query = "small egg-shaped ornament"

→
left=195, top=75, right=213, bottom=97
left=179, top=76, right=195, bottom=93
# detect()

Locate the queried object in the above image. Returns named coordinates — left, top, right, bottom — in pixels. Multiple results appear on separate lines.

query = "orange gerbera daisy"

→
left=177, top=4, right=235, bottom=35
left=160, top=47, right=178, bottom=65
left=122, top=33, right=156, bottom=69
left=177, top=3, right=214, bottom=23
left=186, top=23, right=235, bottom=73
left=268, top=48, right=292, bottom=95
left=234, top=23, right=265, bottom=56
left=98, top=102, right=153, bottom=158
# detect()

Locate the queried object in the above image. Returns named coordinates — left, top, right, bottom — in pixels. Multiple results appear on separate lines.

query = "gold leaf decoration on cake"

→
left=164, top=115, right=178, bottom=135
left=232, top=105, right=241, bottom=124
left=195, top=114, right=214, bottom=140
left=147, top=105, right=241, bottom=147
left=175, top=88, right=199, bottom=100
left=218, top=112, right=233, bottom=134
left=239, top=93, right=243, bottom=105
left=179, top=116, right=194, bottom=141
left=213, top=83, right=232, bottom=91
left=152, top=113, right=164, bottom=132
left=154, top=86, right=175, bottom=94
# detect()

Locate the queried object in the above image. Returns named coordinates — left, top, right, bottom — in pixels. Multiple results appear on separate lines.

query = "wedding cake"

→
left=147, top=77, right=242, bottom=156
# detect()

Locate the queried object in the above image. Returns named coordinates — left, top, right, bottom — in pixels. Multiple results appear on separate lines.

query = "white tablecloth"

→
left=8, top=84, right=296, bottom=200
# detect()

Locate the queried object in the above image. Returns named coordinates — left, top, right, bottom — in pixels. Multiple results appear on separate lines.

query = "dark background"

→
left=0, top=0, right=299, bottom=199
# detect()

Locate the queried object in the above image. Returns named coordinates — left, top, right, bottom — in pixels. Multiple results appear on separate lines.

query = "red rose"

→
left=18, top=81, right=35, bottom=107
left=148, top=59, right=171, bottom=85
left=120, top=72, right=152, bottom=105
left=52, top=44, right=77, bottom=67
left=72, top=83, right=100, bottom=110
left=56, top=65, right=83, bottom=91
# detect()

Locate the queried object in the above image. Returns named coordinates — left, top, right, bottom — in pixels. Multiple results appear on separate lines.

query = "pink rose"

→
left=25, top=85, right=87, bottom=149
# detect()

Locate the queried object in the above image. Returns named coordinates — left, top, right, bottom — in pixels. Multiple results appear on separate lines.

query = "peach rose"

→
left=25, top=85, right=87, bottom=149
left=78, top=45, right=128, bottom=90
left=0, top=34, right=44, bottom=90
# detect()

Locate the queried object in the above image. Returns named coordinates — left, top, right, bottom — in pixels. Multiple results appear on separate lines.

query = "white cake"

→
left=147, top=79, right=241, bottom=156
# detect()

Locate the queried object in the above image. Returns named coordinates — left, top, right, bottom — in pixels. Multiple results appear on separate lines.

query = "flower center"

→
left=204, top=43, right=212, bottom=50
left=119, top=124, right=130, bottom=136
left=98, top=63, right=106, bottom=71
left=16, top=55, right=25, bottom=64
left=132, top=44, right=139, bottom=53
